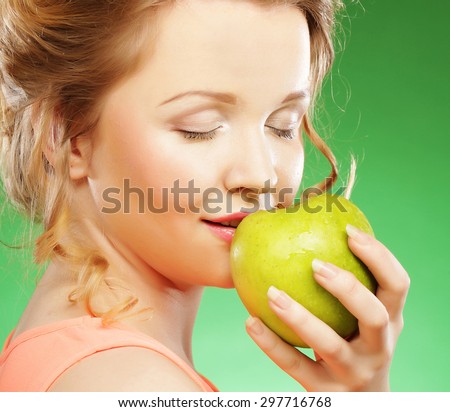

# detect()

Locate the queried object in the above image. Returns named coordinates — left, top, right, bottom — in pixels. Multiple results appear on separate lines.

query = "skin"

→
left=13, top=0, right=409, bottom=391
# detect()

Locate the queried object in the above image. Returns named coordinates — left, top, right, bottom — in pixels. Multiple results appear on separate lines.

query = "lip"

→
left=208, top=212, right=251, bottom=223
left=203, top=221, right=237, bottom=245
left=203, top=212, right=251, bottom=245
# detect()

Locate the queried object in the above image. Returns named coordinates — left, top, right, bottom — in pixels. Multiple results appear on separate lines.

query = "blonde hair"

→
left=0, top=0, right=352, bottom=324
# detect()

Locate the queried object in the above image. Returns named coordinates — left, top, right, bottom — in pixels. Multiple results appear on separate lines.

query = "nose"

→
left=224, top=126, right=279, bottom=209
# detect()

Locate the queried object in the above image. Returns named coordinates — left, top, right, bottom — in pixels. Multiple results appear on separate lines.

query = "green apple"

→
left=230, top=193, right=377, bottom=348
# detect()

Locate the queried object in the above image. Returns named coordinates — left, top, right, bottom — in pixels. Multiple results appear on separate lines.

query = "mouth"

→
left=203, top=219, right=241, bottom=229
left=202, top=212, right=250, bottom=244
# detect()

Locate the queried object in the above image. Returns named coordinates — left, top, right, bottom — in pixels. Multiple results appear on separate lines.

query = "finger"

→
left=245, top=316, right=328, bottom=391
left=346, top=224, right=410, bottom=318
left=312, top=259, right=389, bottom=352
left=266, top=286, right=353, bottom=374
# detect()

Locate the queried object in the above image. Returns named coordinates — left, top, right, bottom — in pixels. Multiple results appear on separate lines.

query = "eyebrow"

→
left=158, top=89, right=310, bottom=107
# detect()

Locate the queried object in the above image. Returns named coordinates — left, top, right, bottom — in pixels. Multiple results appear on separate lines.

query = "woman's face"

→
left=86, top=0, right=311, bottom=289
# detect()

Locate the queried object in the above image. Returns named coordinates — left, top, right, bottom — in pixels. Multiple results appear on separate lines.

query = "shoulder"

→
left=47, top=347, right=204, bottom=392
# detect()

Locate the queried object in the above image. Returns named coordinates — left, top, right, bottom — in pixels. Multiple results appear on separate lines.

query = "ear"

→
left=34, top=103, right=92, bottom=181
left=68, top=135, right=93, bottom=180
left=42, top=131, right=92, bottom=180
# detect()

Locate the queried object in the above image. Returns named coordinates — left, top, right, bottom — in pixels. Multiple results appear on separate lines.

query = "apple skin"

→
left=230, top=193, right=377, bottom=348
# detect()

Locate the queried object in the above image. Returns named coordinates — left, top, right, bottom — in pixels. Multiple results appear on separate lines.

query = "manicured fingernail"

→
left=346, top=224, right=369, bottom=244
left=245, top=316, right=263, bottom=335
left=312, top=258, right=337, bottom=278
left=268, top=286, right=291, bottom=310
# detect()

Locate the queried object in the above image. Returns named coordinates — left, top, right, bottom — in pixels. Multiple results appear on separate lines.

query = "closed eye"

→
left=265, top=126, right=297, bottom=140
left=178, top=127, right=222, bottom=140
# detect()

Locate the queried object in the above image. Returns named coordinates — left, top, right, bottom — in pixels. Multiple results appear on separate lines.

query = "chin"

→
left=217, top=277, right=235, bottom=289
left=201, top=269, right=235, bottom=289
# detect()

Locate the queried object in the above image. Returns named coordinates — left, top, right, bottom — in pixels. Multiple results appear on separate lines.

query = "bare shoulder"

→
left=48, top=347, right=204, bottom=392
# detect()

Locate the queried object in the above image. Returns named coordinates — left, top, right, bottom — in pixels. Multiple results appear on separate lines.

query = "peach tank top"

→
left=0, top=316, right=218, bottom=392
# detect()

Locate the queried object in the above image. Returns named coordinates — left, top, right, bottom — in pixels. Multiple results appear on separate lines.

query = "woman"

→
left=0, top=0, right=409, bottom=391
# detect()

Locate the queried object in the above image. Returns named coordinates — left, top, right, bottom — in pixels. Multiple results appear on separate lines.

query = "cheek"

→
left=89, top=114, right=193, bottom=212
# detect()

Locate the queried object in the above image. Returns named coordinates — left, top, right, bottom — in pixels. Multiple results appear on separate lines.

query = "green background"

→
left=1, top=0, right=449, bottom=391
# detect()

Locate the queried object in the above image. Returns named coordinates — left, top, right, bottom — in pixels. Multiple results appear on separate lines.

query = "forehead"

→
left=141, top=0, right=311, bottom=102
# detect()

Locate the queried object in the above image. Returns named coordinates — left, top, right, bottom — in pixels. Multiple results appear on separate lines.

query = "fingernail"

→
left=268, top=286, right=291, bottom=310
left=312, top=258, right=337, bottom=279
left=346, top=224, right=369, bottom=244
left=245, top=316, right=263, bottom=335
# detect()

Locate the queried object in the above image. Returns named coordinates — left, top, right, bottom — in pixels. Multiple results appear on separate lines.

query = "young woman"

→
left=0, top=0, right=409, bottom=391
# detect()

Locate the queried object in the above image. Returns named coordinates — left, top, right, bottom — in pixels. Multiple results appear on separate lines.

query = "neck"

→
left=56, top=215, right=204, bottom=368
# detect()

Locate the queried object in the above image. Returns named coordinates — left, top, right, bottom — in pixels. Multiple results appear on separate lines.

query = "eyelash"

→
left=179, top=126, right=297, bottom=141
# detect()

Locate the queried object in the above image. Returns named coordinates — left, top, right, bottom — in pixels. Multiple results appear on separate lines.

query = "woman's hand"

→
left=245, top=224, right=410, bottom=392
